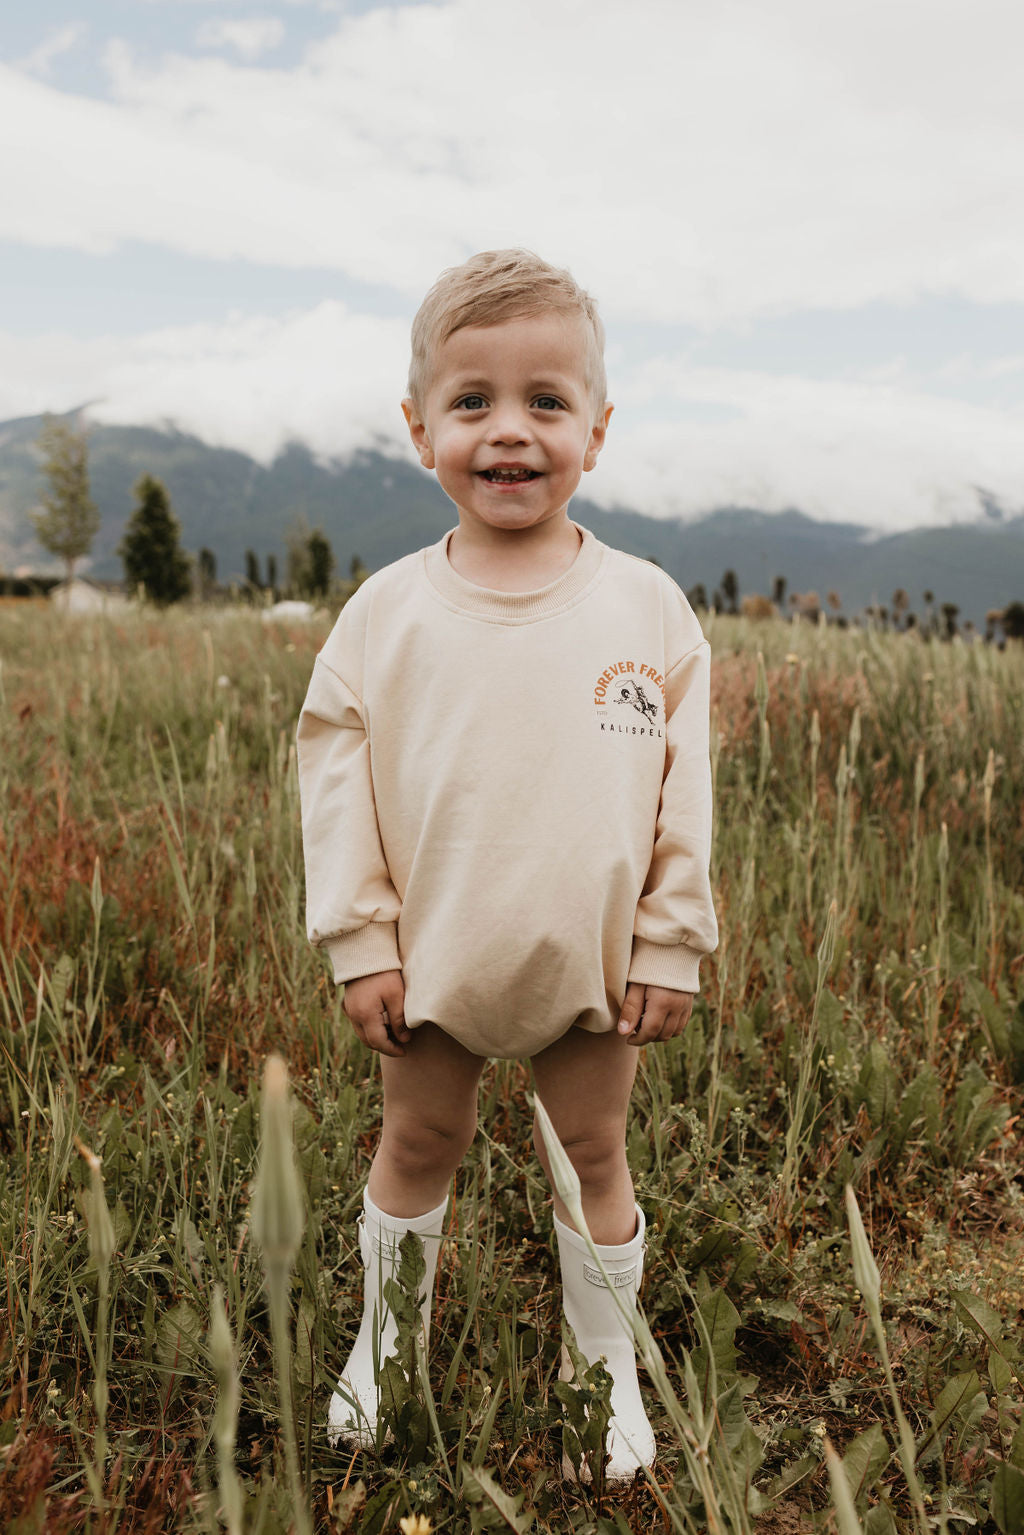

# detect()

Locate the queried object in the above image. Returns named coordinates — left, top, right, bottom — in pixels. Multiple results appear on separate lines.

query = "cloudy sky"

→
left=2, top=0, right=1024, bottom=530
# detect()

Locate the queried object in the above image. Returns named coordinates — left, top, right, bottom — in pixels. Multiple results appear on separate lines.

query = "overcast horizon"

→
left=3, top=0, right=1024, bottom=535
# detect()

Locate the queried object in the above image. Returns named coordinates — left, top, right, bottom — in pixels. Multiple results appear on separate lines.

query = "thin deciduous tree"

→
left=32, top=416, right=101, bottom=582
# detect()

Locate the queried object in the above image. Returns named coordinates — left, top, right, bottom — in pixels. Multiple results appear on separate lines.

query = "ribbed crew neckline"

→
left=423, top=524, right=607, bottom=623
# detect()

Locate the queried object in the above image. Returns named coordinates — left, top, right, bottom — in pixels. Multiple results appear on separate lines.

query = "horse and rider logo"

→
left=613, top=679, right=659, bottom=724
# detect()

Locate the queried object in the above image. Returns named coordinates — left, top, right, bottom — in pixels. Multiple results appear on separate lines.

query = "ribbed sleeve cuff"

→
left=323, top=922, right=401, bottom=985
left=628, top=936, right=704, bottom=994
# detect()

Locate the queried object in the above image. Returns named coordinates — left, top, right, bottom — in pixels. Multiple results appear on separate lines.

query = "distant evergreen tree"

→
left=772, top=575, right=787, bottom=608
left=686, top=583, right=708, bottom=611
left=308, top=530, right=335, bottom=599
left=245, top=549, right=262, bottom=591
left=32, top=416, right=100, bottom=581
left=286, top=518, right=313, bottom=596
left=119, top=476, right=191, bottom=605
left=1001, top=600, right=1024, bottom=640
left=922, top=589, right=935, bottom=635
left=721, top=569, right=739, bottom=615
left=198, top=547, right=217, bottom=599
left=267, top=554, right=278, bottom=594
left=941, top=602, right=960, bottom=640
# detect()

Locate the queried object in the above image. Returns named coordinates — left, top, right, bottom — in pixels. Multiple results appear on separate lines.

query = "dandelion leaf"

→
left=329, top=1478, right=366, bottom=1531
left=462, top=1465, right=532, bottom=1533
left=156, top=1300, right=205, bottom=1397
left=841, top=1421, right=890, bottom=1502
left=991, top=1461, right=1024, bottom=1535
left=895, top=1066, right=940, bottom=1149
left=952, top=1063, right=1009, bottom=1160
left=863, top=1503, right=898, bottom=1535
left=1010, top=1424, right=1024, bottom=1474
left=857, top=1039, right=900, bottom=1128
left=953, top=1288, right=1005, bottom=1347
left=916, top=1370, right=986, bottom=1465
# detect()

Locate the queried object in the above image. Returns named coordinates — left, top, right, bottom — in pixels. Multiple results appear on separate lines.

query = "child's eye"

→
left=533, top=395, right=565, bottom=411
left=455, top=394, right=487, bottom=411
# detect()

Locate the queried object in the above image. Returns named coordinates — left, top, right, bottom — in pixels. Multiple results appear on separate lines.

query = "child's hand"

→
left=342, top=970, right=412, bottom=1057
left=617, top=983, right=693, bottom=1046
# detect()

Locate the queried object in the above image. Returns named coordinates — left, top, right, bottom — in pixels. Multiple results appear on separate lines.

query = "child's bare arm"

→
left=616, top=983, right=693, bottom=1046
left=343, top=970, right=413, bottom=1058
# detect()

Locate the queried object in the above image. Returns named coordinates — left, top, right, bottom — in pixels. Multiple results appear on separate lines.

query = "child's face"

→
left=403, top=311, right=612, bottom=540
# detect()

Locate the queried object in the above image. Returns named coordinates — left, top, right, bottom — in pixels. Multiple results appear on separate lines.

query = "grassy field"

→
left=1, top=601, right=1022, bottom=1534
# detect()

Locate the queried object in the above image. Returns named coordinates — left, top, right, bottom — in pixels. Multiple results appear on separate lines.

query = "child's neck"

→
left=447, top=516, right=582, bottom=593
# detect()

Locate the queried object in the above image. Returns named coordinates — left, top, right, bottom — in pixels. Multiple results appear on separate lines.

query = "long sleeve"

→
left=627, top=636, right=718, bottom=993
left=296, top=652, right=403, bottom=984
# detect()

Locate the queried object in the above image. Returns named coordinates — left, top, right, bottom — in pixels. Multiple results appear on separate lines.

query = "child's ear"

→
left=583, top=403, right=614, bottom=473
left=402, top=398, right=435, bottom=470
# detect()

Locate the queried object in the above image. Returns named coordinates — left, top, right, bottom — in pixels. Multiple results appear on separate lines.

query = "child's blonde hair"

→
left=407, top=249, right=607, bottom=420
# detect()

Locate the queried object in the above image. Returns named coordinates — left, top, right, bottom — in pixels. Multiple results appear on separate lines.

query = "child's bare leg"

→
left=368, top=1022, right=486, bottom=1215
left=531, top=1027, right=638, bottom=1245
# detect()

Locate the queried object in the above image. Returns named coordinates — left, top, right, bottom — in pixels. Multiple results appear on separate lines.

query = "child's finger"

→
left=628, top=1005, right=674, bottom=1045
left=617, top=982, right=646, bottom=1036
left=363, top=1008, right=408, bottom=1057
left=631, top=995, right=692, bottom=1045
left=376, top=976, right=408, bottom=1030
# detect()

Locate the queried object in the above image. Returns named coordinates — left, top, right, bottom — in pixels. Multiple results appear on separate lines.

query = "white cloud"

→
left=2, top=0, right=1023, bottom=322
left=0, top=306, right=411, bottom=464
left=16, top=23, right=87, bottom=78
left=2, top=306, right=1022, bottom=530
left=195, top=17, right=286, bottom=58
left=602, top=358, right=1024, bottom=528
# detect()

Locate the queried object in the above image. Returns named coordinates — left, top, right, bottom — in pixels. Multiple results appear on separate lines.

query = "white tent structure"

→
left=50, top=578, right=129, bottom=614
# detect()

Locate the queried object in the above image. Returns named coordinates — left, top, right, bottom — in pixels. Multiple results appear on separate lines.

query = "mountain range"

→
left=2, top=412, right=1022, bottom=628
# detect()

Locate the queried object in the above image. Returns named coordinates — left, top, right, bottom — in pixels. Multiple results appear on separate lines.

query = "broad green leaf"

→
left=462, top=1466, right=533, bottom=1534
left=916, top=1370, right=986, bottom=1465
left=156, top=1300, right=205, bottom=1377
left=858, top=1039, right=900, bottom=1127
left=991, top=1461, right=1024, bottom=1535
left=841, top=1422, right=890, bottom=1501
left=953, top=1289, right=1005, bottom=1347
left=759, top=1298, right=803, bottom=1323
left=990, top=1348, right=1012, bottom=1395
left=895, top=1066, right=940, bottom=1146
left=763, top=1453, right=818, bottom=1501
left=863, top=1504, right=898, bottom=1535
left=1010, top=1424, right=1024, bottom=1474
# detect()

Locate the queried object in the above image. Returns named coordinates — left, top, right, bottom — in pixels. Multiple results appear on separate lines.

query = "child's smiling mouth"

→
left=479, top=467, right=541, bottom=484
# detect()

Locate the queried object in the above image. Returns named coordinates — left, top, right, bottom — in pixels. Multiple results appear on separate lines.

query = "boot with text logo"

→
left=554, top=1204, right=656, bottom=1482
left=327, top=1187, right=448, bottom=1449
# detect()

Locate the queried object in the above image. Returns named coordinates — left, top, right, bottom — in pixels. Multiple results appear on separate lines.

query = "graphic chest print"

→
left=592, top=660, right=665, bottom=738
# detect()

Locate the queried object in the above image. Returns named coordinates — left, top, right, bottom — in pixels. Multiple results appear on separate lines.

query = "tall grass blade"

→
left=253, top=1053, right=310, bottom=1535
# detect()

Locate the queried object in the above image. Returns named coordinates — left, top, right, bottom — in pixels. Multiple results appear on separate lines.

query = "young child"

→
left=296, top=249, right=718, bottom=1480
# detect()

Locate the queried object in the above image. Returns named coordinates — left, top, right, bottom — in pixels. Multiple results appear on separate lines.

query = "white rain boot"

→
left=327, top=1188, right=448, bottom=1449
left=554, top=1204, right=656, bottom=1482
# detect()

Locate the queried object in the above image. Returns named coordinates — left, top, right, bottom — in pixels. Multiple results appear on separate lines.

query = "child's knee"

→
left=536, top=1120, right=625, bottom=1186
left=385, top=1107, right=477, bottom=1176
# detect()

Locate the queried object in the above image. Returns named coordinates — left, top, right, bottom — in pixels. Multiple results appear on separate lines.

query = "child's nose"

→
left=486, top=405, right=533, bottom=445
